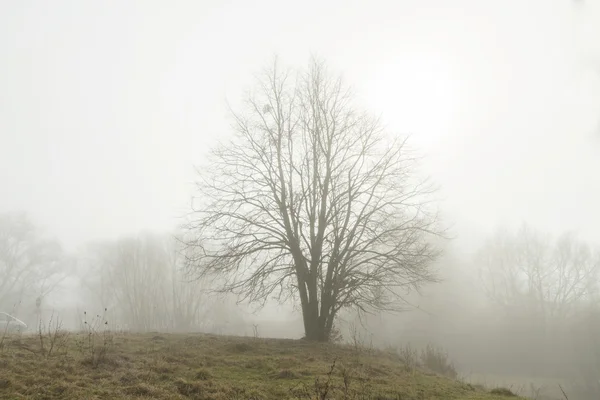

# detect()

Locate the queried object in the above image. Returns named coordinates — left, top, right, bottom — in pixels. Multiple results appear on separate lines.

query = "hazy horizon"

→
left=2, top=0, right=599, bottom=252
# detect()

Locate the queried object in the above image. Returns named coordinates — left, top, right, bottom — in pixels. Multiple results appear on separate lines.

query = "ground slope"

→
left=0, top=332, right=523, bottom=399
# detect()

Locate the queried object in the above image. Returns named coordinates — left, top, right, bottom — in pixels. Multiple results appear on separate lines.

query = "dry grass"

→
left=0, top=332, right=525, bottom=399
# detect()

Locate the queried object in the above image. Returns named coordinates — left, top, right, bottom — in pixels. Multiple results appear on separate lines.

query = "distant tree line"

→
left=0, top=212, right=245, bottom=333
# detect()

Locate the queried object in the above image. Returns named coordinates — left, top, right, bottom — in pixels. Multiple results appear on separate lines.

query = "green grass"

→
left=0, top=332, right=525, bottom=399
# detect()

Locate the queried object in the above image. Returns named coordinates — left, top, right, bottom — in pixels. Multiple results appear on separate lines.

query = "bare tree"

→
left=84, top=234, right=172, bottom=331
left=0, top=212, right=65, bottom=311
left=167, top=234, right=214, bottom=332
left=477, top=224, right=600, bottom=321
left=80, top=232, right=216, bottom=332
left=183, top=58, right=443, bottom=341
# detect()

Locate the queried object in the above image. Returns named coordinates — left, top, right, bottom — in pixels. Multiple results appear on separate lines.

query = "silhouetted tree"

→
left=183, top=58, right=443, bottom=341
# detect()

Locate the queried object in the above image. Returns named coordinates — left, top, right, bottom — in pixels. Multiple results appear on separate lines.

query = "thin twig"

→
left=558, top=384, right=569, bottom=400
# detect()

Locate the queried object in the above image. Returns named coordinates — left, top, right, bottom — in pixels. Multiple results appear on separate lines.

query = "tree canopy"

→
left=183, top=59, right=443, bottom=341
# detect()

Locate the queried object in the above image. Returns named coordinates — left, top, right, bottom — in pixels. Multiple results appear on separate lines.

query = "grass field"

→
left=0, top=330, right=525, bottom=399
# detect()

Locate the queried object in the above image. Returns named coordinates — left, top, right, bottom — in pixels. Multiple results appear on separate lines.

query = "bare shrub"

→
left=291, top=358, right=338, bottom=400
left=37, top=312, right=70, bottom=358
left=490, top=387, right=517, bottom=397
left=291, top=357, right=378, bottom=400
left=75, top=308, right=114, bottom=367
left=0, top=304, right=24, bottom=354
left=396, top=344, right=420, bottom=373
left=420, top=343, right=457, bottom=378
left=0, top=323, right=9, bottom=353
left=329, top=324, right=343, bottom=344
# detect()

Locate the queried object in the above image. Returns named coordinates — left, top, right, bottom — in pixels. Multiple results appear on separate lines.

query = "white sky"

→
left=1, top=0, right=599, bottom=251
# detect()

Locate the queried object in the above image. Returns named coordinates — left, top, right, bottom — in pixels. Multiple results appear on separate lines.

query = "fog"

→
left=1, top=1, right=600, bottom=399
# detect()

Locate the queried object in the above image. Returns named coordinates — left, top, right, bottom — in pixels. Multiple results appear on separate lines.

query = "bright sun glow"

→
left=364, top=54, right=462, bottom=148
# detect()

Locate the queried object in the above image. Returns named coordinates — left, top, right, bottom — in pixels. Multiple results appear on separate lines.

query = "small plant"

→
left=396, top=343, right=420, bottom=373
left=329, top=324, right=343, bottom=344
left=346, top=322, right=374, bottom=367
left=291, top=358, right=375, bottom=400
left=0, top=303, right=23, bottom=353
left=75, top=308, right=114, bottom=367
left=0, top=323, right=9, bottom=353
left=314, top=358, right=337, bottom=400
left=230, top=342, right=253, bottom=353
left=420, top=343, right=457, bottom=379
left=291, top=359, right=337, bottom=400
left=558, top=384, right=570, bottom=400
left=348, top=323, right=363, bottom=366
left=490, top=387, right=517, bottom=397
left=526, top=383, right=543, bottom=399
left=37, top=311, right=70, bottom=358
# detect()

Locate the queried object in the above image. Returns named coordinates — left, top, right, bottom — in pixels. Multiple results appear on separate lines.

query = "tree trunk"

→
left=301, top=279, right=323, bottom=341
left=301, top=273, right=335, bottom=342
left=303, top=312, right=335, bottom=341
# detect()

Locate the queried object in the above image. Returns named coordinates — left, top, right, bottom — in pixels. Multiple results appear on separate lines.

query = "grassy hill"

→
left=0, top=331, right=524, bottom=399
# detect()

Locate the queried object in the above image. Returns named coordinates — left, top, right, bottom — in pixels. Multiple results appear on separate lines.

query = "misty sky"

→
left=1, top=0, right=599, bottom=251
